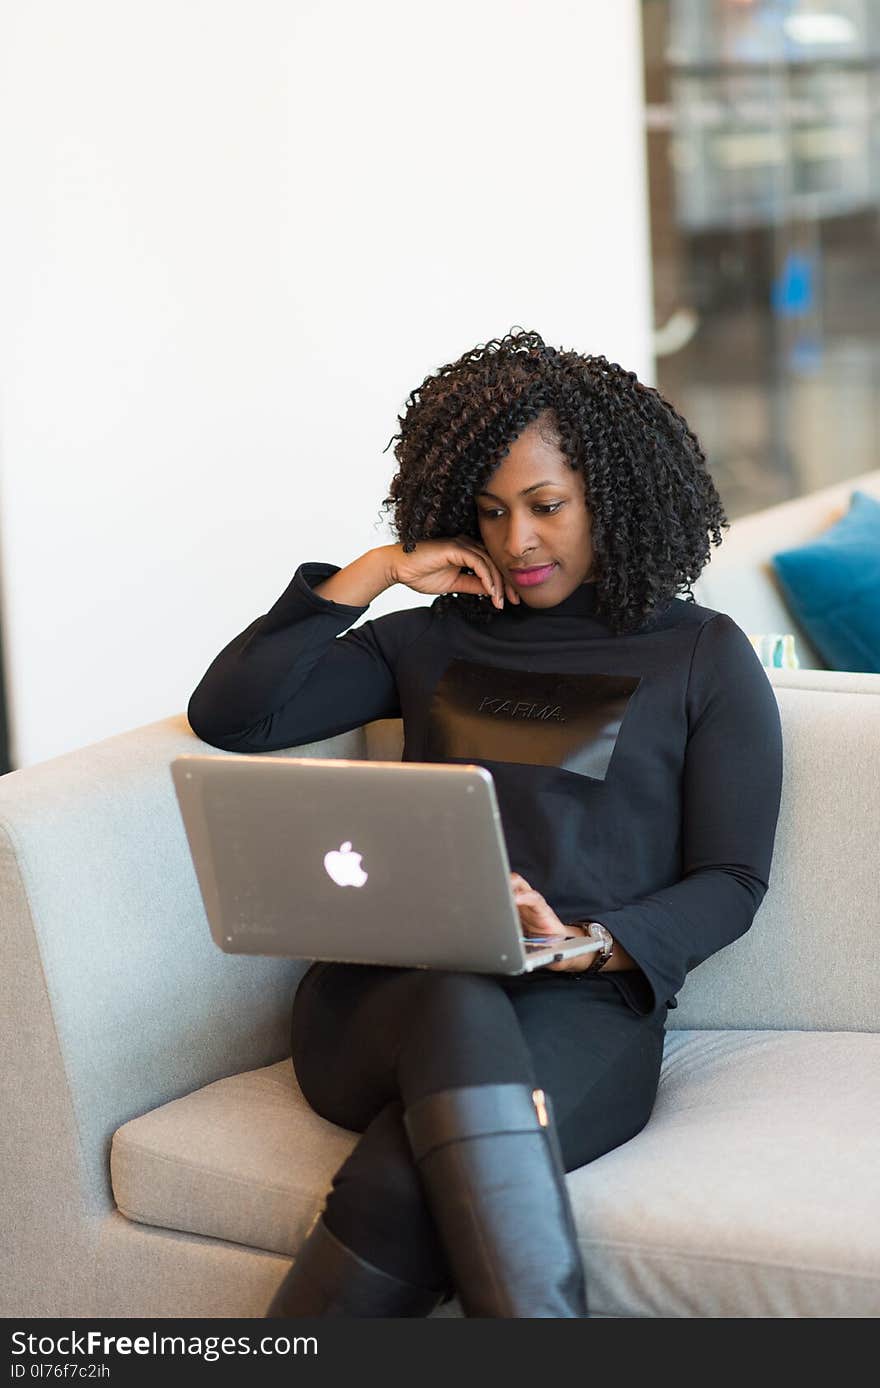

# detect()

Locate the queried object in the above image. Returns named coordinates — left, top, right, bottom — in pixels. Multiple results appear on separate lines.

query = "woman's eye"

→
left=479, top=503, right=564, bottom=520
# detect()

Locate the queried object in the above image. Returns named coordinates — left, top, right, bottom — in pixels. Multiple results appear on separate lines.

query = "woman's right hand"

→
left=384, top=538, right=521, bottom=609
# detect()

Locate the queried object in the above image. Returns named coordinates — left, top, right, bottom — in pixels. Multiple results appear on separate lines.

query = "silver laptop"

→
left=170, top=754, right=603, bottom=975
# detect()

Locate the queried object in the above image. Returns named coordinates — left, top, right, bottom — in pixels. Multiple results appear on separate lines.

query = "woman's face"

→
left=475, top=417, right=595, bottom=608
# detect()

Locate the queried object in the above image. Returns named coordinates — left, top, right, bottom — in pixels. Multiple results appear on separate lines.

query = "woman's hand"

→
left=510, top=872, right=595, bottom=973
left=385, top=538, right=521, bottom=608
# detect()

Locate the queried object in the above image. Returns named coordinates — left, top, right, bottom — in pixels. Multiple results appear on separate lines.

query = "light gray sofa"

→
left=3, top=673, right=879, bottom=1319
left=691, top=467, right=880, bottom=672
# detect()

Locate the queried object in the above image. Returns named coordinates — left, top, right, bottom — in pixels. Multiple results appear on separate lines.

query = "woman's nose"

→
left=504, top=524, right=542, bottom=558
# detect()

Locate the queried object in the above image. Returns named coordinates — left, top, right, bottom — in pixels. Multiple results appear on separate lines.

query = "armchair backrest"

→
left=670, top=670, right=880, bottom=1031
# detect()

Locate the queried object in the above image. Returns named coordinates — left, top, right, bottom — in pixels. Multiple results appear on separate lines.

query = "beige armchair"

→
left=3, top=674, right=879, bottom=1318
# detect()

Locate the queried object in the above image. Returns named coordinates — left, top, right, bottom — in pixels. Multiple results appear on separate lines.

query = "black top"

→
left=187, top=562, right=784, bottom=1019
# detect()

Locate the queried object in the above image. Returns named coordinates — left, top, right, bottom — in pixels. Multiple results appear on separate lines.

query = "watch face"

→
left=588, top=924, right=612, bottom=958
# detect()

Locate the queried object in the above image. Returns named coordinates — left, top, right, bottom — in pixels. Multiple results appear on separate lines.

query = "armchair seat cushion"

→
left=111, top=1030, right=880, bottom=1318
left=110, top=1062, right=359, bottom=1258
left=578, top=1029, right=880, bottom=1317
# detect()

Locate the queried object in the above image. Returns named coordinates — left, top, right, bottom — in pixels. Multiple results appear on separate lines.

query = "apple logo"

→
left=323, top=840, right=368, bottom=888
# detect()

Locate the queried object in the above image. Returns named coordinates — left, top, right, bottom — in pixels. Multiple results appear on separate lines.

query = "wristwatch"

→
left=575, top=921, right=614, bottom=975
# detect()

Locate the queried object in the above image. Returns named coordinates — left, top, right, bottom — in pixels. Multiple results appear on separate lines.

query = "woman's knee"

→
left=394, top=971, right=536, bottom=1102
left=404, top=970, right=510, bottom=1033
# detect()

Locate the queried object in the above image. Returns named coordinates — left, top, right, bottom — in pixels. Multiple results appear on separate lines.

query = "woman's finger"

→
left=460, top=554, right=501, bottom=608
left=469, top=544, right=510, bottom=605
left=482, top=561, right=503, bottom=609
left=457, top=540, right=507, bottom=609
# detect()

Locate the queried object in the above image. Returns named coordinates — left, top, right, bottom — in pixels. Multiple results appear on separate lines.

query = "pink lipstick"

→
left=510, top=563, right=557, bottom=588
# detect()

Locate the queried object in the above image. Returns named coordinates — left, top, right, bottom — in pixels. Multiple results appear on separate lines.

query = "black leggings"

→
left=290, top=963, right=668, bottom=1292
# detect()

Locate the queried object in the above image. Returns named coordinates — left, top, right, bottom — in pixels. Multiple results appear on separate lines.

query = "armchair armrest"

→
left=0, top=713, right=395, bottom=1244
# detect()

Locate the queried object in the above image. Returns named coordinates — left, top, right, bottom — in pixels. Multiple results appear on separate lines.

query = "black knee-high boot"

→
left=403, top=1083, right=588, bottom=1318
left=264, top=1210, right=449, bottom=1318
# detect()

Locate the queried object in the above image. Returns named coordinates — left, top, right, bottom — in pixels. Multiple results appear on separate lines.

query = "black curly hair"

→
left=379, top=327, right=728, bottom=636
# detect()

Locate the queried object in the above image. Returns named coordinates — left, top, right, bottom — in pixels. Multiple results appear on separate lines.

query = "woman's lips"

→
left=510, top=563, right=557, bottom=587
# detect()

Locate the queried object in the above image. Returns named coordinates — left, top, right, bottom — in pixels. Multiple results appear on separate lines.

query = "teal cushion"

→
left=771, top=490, right=880, bottom=673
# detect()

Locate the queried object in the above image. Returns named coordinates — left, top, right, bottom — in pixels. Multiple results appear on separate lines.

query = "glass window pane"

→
left=643, top=0, right=880, bottom=520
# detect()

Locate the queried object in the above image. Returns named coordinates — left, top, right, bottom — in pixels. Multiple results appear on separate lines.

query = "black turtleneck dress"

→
left=187, top=562, right=784, bottom=1020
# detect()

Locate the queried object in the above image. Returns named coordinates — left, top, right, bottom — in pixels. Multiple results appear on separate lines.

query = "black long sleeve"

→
left=187, top=563, right=430, bottom=752
left=187, top=562, right=783, bottom=1019
left=592, top=612, right=784, bottom=1015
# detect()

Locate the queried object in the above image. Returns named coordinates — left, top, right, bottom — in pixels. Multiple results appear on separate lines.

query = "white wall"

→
left=0, top=0, right=653, bottom=769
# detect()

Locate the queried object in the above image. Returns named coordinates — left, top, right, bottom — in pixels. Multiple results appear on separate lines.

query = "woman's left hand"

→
left=510, top=872, right=594, bottom=973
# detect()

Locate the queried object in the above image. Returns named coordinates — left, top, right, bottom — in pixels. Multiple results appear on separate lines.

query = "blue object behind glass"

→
left=771, top=490, right=880, bottom=673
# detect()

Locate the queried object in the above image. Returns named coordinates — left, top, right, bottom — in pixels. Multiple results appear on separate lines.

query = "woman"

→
left=187, top=329, right=784, bottom=1318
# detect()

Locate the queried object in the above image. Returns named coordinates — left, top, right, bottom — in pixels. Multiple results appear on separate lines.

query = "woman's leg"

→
left=267, top=963, right=459, bottom=1316
left=290, top=961, right=537, bottom=1128
left=393, top=971, right=666, bottom=1316
left=292, top=964, right=666, bottom=1172
left=279, top=962, right=666, bottom=1316
left=285, top=964, right=538, bottom=1299
left=265, top=1095, right=450, bottom=1317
